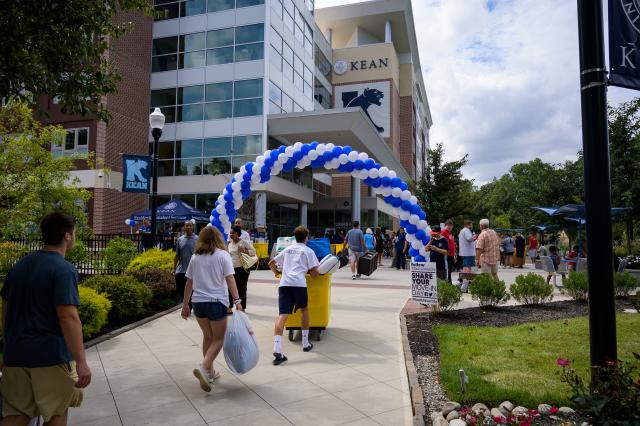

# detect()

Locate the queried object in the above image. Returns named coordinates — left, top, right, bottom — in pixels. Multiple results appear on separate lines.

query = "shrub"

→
left=127, top=268, right=176, bottom=310
left=614, top=272, right=638, bottom=298
left=65, top=240, right=89, bottom=267
left=437, top=279, right=462, bottom=311
left=82, top=275, right=151, bottom=321
left=0, top=242, right=28, bottom=276
left=510, top=272, right=554, bottom=305
left=469, top=273, right=510, bottom=307
left=626, top=255, right=640, bottom=270
left=101, top=237, right=138, bottom=272
left=564, top=271, right=588, bottom=301
left=127, top=248, right=174, bottom=272
left=78, top=286, right=111, bottom=338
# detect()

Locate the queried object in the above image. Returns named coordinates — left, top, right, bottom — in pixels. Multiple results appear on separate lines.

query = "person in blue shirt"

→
left=426, top=225, right=449, bottom=280
left=345, top=221, right=366, bottom=280
left=364, top=228, right=375, bottom=252
left=393, top=228, right=409, bottom=270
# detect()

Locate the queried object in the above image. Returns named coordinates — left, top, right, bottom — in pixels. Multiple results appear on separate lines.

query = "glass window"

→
left=77, top=129, right=88, bottom=146
left=236, top=0, right=264, bottom=7
left=269, top=46, right=282, bottom=70
left=304, top=65, right=312, bottom=84
left=304, top=82, right=312, bottom=98
left=151, top=89, right=176, bottom=107
left=295, top=10, right=304, bottom=27
left=197, top=193, right=218, bottom=212
left=204, top=157, right=232, bottom=174
left=294, top=71, right=303, bottom=90
left=179, top=51, right=206, bottom=68
left=235, top=42, right=264, bottom=62
left=282, top=93, right=293, bottom=113
left=152, top=54, right=178, bottom=72
left=207, top=0, right=234, bottom=12
left=294, top=24, right=304, bottom=44
left=293, top=102, right=303, bottom=112
left=176, top=139, right=203, bottom=158
left=294, top=55, right=303, bottom=73
left=234, top=98, right=263, bottom=117
left=270, top=27, right=282, bottom=52
left=271, top=0, right=283, bottom=18
left=304, top=36, right=312, bottom=55
left=150, top=106, right=176, bottom=123
left=282, top=60, right=293, bottom=82
left=180, top=0, right=206, bottom=16
left=176, top=158, right=203, bottom=175
left=154, top=2, right=179, bottom=20
left=206, top=47, right=234, bottom=65
left=207, top=28, right=234, bottom=48
left=203, top=137, right=232, bottom=156
left=233, top=135, right=261, bottom=154
left=178, top=104, right=204, bottom=121
left=153, top=37, right=178, bottom=55
left=204, top=101, right=233, bottom=119
left=158, top=141, right=174, bottom=159
left=65, top=131, right=75, bottom=150
left=284, top=0, right=294, bottom=14
left=236, top=24, right=264, bottom=44
left=158, top=160, right=174, bottom=177
left=232, top=155, right=257, bottom=172
left=205, top=82, right=233, bottom=101
left=178, top=85, right=204, bottom=104
left=235, top=79, right=263, bottom=99
left=57, top=128, right=90, bottom=157
left=269, top=101, right=282, bottom=114
left=268, top=82, right=281, bottom=104
left=315, top=44, right=331, bottom=79
left=282, top=43, right=293, bottom=65
left=283, top=10, right=294, bottom=33
left=305, top=22, right=313, bottom=39
left=174, top=193, right=196, bottom=206
left=180, top=32, right=206, bottom=51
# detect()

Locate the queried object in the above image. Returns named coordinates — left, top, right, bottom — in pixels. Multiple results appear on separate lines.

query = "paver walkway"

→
left=68, top=263, right=414, bottom=426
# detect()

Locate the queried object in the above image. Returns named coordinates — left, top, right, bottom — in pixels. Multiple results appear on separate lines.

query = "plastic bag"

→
left=223, top=311, right=259, bottom=374
left=307, top=238, right=331, bottom=261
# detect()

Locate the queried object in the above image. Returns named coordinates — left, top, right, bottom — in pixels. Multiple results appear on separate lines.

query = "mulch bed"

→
left=405, top=299, right=635, bottom=425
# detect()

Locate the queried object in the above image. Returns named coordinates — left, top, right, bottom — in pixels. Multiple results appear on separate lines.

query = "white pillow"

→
left=318, top=254, right=340, bottom=275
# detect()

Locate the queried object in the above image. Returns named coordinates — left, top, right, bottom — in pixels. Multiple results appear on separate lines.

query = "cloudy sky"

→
left=316, top=0, right=637, bottom=184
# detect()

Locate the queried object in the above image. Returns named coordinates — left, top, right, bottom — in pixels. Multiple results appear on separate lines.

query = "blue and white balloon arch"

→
left=211, top=142, right=431, bottom=261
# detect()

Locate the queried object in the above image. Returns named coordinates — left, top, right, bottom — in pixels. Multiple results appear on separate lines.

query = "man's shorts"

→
left=481, top=262, right=499, bottom=275
left=461, top=256, right=475, bottom=268
left=528, top=249, right=537, bottom=258
left=1, top=361, right=83, bottom=422
left=278, top=286, right=308, bottom=315
left=348, top=248, right=363, bottom=263
left=193, top=301, right=228, bottom=321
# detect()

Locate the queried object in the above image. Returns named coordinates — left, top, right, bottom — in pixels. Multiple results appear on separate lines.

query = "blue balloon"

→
left=225, top=183, right=233, bottom=193
left=410, top=204, right=421, bottom=215
left=406, top=224, right=417, bottom=234
left=212, top=218, right=221, bottom=227
left=400, top=182, right=408, bottom=191
left=338, top=164, right=350, bottom=172
left=332, top=146, right=342, bottom=156
left=400, top=219, right=410, bottom=228
left=364, top=159, right=375, bottom=169
left=293, top=151, right=303, bottom=161
left=241, top=180, right=250, bottom=190
left=310, top=158, right=326, bottom=168
left=344, top=162, right=354, bottom=172
left=264, top=157, right=274, bottom=168
left=422, top=236, right=431, bottom=245
left=354, top=160, right=364, bottom=170
left=418, top=210, right=427, bottom=220
left=381, top=177, right=391, bottom=187
left=343, top=145, right=352, bottom=154
left=224, top=192, right=233, bottom=202
left=245, top=162, right=253, bottom=172
left=392, top=198, right=402, bottom=208
left=301, top=144, right=310, bottom=154
left=243, top=172, right=252, bottom=182
left=413, top=255, right=426, bottom=262
left=401, top=200, right=412, bottom=211
left=270, top=150, right=279, bottom=160
left=363, top=178, right=374, bottom=186
left=415, top=230, right=426, bottom=241
left=310, top=141, right=319, bottom=149
left=322, top=151, right=333, bottom=161
left=383, top=195, right=394, bottom=204
left=409, top=248, right=419, bottom=257
left=391, top=177, right=402, bottom=188
left=371, top=177, right=382, bottom=187
left=241, top=188, right=251, bottom=199
left=278, top=145, right=286, bottom=154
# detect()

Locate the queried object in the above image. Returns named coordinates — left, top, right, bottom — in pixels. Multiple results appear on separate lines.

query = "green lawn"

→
left=434, top=313, right=640, bottom=407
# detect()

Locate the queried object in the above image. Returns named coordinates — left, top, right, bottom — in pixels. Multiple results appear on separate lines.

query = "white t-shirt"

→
left=185, top=250, right=235, bottom=305
left=273, top=242, right=319, bottom=288
left=458, top=227, right=476, bottom=257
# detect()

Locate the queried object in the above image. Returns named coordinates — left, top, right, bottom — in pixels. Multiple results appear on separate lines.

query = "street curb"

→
left=399, top=313, right=426, bottom=425
left=84, top=305, right=182, bottom=348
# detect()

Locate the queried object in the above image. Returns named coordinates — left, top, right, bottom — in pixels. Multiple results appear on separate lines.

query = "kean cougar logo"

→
left=125, top=159, right=148, bottom=190
left=341, top=88, right=385, bottom=133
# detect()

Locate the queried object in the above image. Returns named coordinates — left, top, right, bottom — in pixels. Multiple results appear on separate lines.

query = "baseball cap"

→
left=430, top=225, right=441, bottom=235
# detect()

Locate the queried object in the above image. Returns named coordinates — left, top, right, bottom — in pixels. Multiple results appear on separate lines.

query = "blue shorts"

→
left=193, top=301, right=227, bottom=321
left=278, top=286, right=308, bottom=315
left=461, top=256, right=475, bottom=267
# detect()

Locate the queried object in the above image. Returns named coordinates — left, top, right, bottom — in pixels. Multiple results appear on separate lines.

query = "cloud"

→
left=316, top=0, right=637, bottom=184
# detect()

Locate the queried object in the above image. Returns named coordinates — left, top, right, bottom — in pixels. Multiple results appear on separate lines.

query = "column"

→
left=299, top=203, right=308, bottom=227
left=351, top=177, right=361, bottom=223
left=327, top=28, right=333, bottom=47
left=255, top=192, right=267, bottom=228
left=385, top=20, right=392, bottom=43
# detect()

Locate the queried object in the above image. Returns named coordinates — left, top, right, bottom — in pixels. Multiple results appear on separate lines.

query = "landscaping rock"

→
left=442, top=401, right=461, bottom=416
left=446, top=410, right=459, bottom=421
left=490, top=408, right=506, bottom=419
left=537, top=403, right=552, bottom=415
left=472, top=402, right=490, bottom=415
left=558, top=406, right=576, bottom=416
left=512, top=406, right=528, bottom=416
left=431, top=412, right=448, bottom=426
left=498, top=400, right=513, bottom=414
left=448, top=419, right=466, bottom=426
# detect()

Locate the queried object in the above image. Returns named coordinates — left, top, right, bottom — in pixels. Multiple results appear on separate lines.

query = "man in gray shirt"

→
left=174, top=221, right=198, bottom=307
left=345, top=221, right=366, bottom=280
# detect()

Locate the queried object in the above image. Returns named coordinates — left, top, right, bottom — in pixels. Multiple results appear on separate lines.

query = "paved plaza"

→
left=67, top=262, right=563, bottom=426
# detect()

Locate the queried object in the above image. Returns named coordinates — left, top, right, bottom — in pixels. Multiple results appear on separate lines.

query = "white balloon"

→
left=369, top=168, right=379, bottom=178
left=216, top=204, right=225, bottom=214
left=234, top=172, right=243, bottom=181
left=239, top=165, right=247, bottom=174
left=285, top=145, right=294, bottom=155
left=308, top=150, right=318, bottom=160
left=316, top=144, right=326, bottom=155
left=231, top=181, right=241, bottom=191
left=209, top=215, right=213, bottom=222
left=358, top=152, right=368, bottom=161
left=410, top=196, right=418, bottom=205
left=233, top=200, right=242, bottom=209
left=339, top=154, right=349, bottom=164
left=391, top=187, right=402, bottom=197
left=219, top=213, right=229, bottom=223
left=278, top=153, right=288, bottom=164
left=418, top=220, right=428, bottom=230
left=401, top=190, right=411, bottom=201
left=233, top=191, right=242, bottom=200
left=419, top=247, right=427, bottom=257
left=347, top=151, right=358, bottom=162
left=271, top=164, right=282, bottom=175
left=405, top=232, right=415, bottom=242
left=399, top=210, right=410, bottom=220
left=411, top=240, right=421, bottom=250
left=379, top=166, right=389, bottom=177
left=255, top=156, right=264, bottom=165
left=326, top=143, right=335, bottom=151
left=125, top=219, right=131, bottom=226
left=409, top=215, right=419, bottom=225
left=217, top=194, right=225, bottom=203
left=358, top=170, right=369, bottom=180
left=251, top=173, right=261, bottom=183
left=388, top=170, right=397, bottom=178
left=382, top=187, right=393, bottom=196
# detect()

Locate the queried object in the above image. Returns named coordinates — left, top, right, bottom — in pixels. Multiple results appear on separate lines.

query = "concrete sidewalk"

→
left=69, top=262, right=414, bottom=426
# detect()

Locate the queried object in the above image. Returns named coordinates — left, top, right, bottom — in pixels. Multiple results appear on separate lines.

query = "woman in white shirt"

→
left=181, top=225, right=242, bottom=393
left=227, top=225, right=256, bottom=312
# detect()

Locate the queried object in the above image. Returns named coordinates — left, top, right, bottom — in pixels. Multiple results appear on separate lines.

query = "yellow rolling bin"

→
left=285, top=274, right=331, bottom=341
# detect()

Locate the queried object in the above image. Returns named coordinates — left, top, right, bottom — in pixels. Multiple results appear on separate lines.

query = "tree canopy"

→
left=0, top=0, right=152, bottom=122
left=0, top=102, right=91, bottom=237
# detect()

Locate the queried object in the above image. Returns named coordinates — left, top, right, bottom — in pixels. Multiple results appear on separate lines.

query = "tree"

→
left=0, top=102, right=91, bottom=237
left=0, top=0, right=152, bottom=122
left=415, top=143, right=475, bottom=225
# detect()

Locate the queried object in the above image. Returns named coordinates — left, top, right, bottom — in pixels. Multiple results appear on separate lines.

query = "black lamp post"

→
left=149, top=107, right=165, bottom=247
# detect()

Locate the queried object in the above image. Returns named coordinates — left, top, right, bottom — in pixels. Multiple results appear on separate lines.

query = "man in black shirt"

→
left=426, top=225, right=449, bottom=280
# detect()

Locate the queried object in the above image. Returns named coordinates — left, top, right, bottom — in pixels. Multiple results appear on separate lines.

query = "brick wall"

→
left=399, top=96, right=416, bottom=180
left=92, top=188, right=147, bottom=233
left=330, top=175, right=373, bottom=198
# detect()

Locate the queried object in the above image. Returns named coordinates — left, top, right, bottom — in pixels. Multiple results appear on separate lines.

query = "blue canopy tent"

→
left=131, top=200, right=210, bottom=222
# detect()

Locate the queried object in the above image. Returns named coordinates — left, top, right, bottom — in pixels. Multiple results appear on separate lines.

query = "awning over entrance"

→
left=267, top=107, right=410, bottom=182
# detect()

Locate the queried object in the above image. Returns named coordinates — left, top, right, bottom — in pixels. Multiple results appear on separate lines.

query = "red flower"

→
left=549, top=407, right=559, bottom=414
left=528, top=409, right=540, bottom=417
left=519, top=419, right=532, bottom=426
left=459, top=407, right=470, bottom=416
left=556, top=358, right=570, bottom=366
left=467, top=415, right=477, bottom=425
left=493, top=416, right=505, bottom=423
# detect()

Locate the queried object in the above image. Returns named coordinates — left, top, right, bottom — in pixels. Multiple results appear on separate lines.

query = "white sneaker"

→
left=352, top=274, right=357, bottom=280
left=193, top=365, right=212, bottom=392
left=208, top=370, right=221, bottom=383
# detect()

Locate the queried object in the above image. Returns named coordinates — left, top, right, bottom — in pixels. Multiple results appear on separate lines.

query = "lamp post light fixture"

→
left=149, top=107, right=165, bottom=247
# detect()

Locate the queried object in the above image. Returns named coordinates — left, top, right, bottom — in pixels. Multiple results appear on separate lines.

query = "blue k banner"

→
left=122, top=154, right=151, bottom=193
left=609, top=0, right=640, bottom=90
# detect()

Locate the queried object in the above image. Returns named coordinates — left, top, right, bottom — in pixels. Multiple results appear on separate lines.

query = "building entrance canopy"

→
left=267, top=107, right=410, bottom=182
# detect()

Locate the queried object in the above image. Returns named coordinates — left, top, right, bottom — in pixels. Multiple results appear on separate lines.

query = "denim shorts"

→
left=193, top=301, right=227, bottom=321
left=461, top=256, right=475, bottom=267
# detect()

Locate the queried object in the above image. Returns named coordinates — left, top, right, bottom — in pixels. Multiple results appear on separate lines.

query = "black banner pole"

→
left=577, top=0, right=617, bottom=368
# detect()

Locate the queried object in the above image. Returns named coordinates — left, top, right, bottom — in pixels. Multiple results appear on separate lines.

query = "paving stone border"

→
left=400, top=313, right=427, bottom=425
left=84, top=304, right=181, bottom=348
